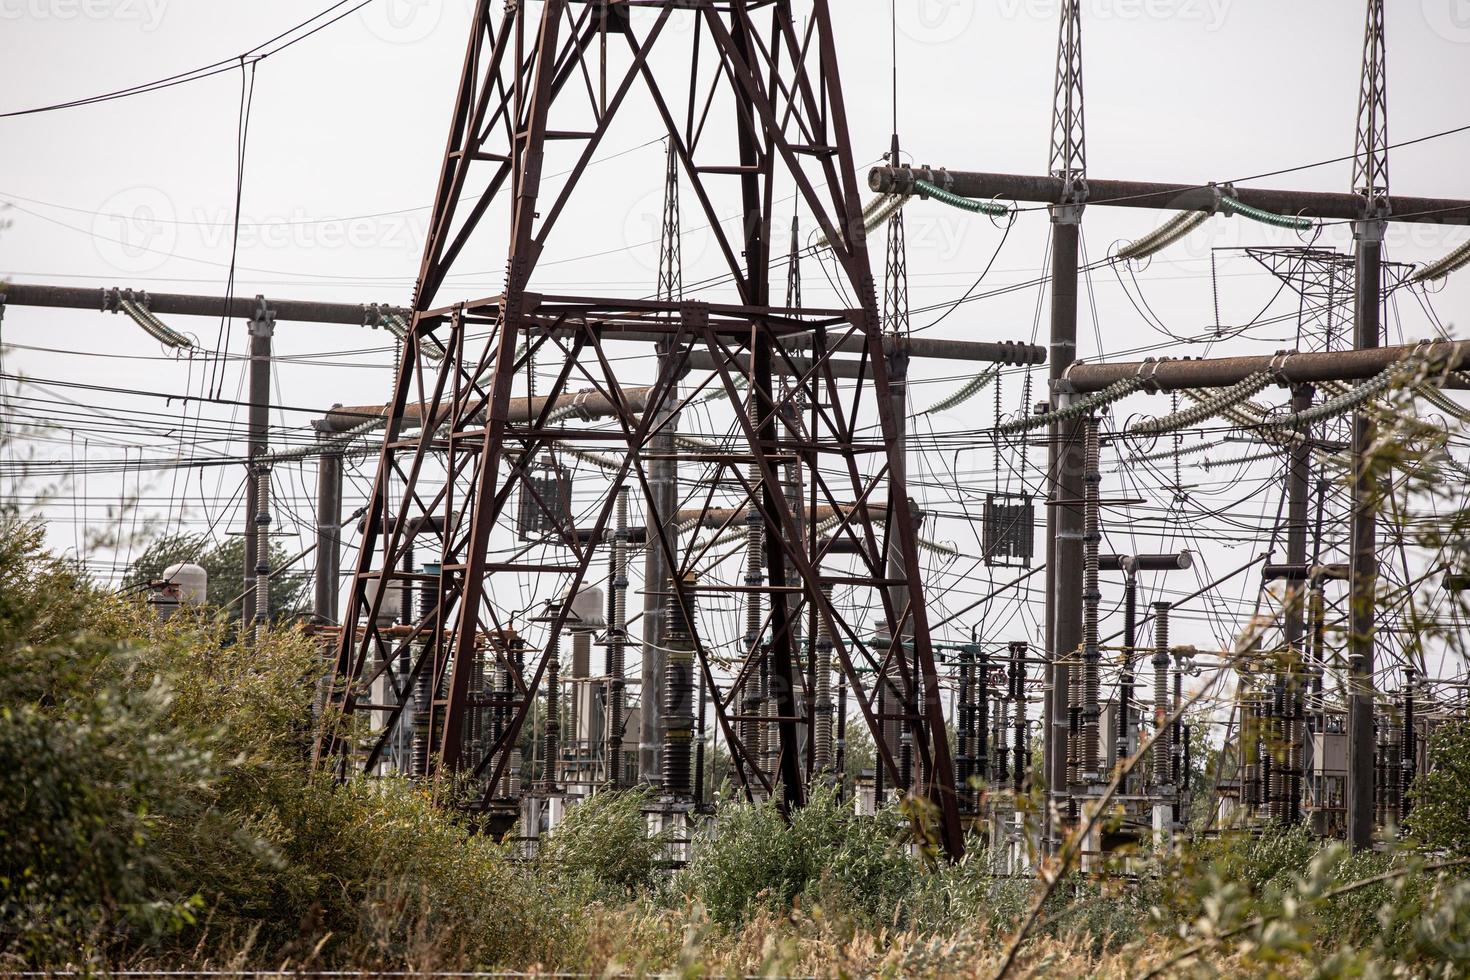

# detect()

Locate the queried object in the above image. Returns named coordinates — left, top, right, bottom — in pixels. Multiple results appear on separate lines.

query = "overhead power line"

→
left=0, top=0, right=373, bottom=118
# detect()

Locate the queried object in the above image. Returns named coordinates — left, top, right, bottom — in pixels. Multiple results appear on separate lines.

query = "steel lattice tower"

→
left=1048, top=0, right=1086, bottom=189
left=1353, top=0, right=1389, bottom=213
left=315, top=0, right=965, bottom=858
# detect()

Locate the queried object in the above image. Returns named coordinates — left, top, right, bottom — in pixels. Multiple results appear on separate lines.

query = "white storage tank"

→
left=567, top=585, right=606, bottom=629
left=361, top=575, right=403, bottom=623
left=161, top=562, right=208, bottom=605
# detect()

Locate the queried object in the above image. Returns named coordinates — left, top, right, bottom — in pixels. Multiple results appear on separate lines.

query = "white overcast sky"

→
left=0, top=1, right=1468, bottom=674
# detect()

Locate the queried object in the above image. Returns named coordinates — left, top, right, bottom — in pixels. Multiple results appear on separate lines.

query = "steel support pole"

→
left=314, top=426, right=344, bottom=625
left=1120, top=570, right=1137, bottom=791
left=1347, top=218, right=1384, bottom=850
left=0, top=282, right=1043, bottom=370
left=243, top=306, right=274, bottom=629
left=1046, top=210, right=1083, bottom=836
left=1062, top=339, right=1470, bottom=393
left=868, top=167, right=1470, bottom=225
left=883, top=347, right=912, bottom=792
left=1284, top=384, right=1313, bottom=825
left=639, top=347, right=680, bottom=785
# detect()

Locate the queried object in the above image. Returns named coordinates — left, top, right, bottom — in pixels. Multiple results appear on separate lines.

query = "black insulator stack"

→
left=410, top=665, right=432, bottom=780
left=1119, top=574, right=1137, bottom=788
left=742, top=400, right=765, bottom=788
left=1171, top=657, right=1184, bottom=824
left=1081, top=417, right=1102, bottom=782
left=835, top=681, right=848, bottom=802
left=661, top=574, right=697, bottom=798
left=955, top=644, right=984, bottom=814
left=976, top=648, right=990, bottom=787
left=1401, top=668, right=1416, bottom=824
left=1151, top=603, right=1171, bottom=788
left=252, top=465, right=272, bottom=638
left=996, top=686, right=1010, bottom=787
left=542, top=626, right=561, bottom=791
left=1011, top=641, right=1028, bottom=794
left=813, top=585, right=836, bottom=775
left=606, top=489, right=628, bottom=787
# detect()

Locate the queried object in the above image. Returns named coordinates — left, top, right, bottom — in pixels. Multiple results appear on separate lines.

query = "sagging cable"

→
left=564, top=446, right=621, bottom=471
left=691, top=371, right=749, bottom=406
left=834, top=515, right=959, bottom=558
left=1131, top=370, right=1275, bottom=435
left=996, top=377, right=1144, bottom=435
left=1202, top=452, right=1275, bottom=470
left=1265, top=355, right=1427, bottom=431
left=1318, top=379, right=1443, bottom=436
left=267, top=416, right=384, bottom=465
left=1410, top=239, right=1470, bottom=284
left=914, top=178, right=1011, bottom=218
left=1416, top=382, right=1470, bottom=421
left=1217, top=194, right=1313, bottom=231
left=1116, top=210, right=1211, bottom=262
left=118, top=298, right=192, bottom=349
left=1180, top=388, right=1301, bottom=450
left=384, top=314, right=444, bottom=362
left=917, top=366, right=999, bottom=417
left=1122, top=440, right=1218, bottom=467
left=815, top=193, right=910, bottom=249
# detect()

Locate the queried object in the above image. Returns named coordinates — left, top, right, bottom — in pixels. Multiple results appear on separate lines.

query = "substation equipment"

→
left=7, top=0, right=1470, bottom=865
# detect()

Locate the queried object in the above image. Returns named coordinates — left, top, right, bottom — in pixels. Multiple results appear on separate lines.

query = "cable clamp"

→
left=1211, top=182, right=1231, bottom=215
left=1135, top=356, right=1165, bottom=393
left=251, top=295, right=276, bottom=336
left=1267, top=350, right=1293, bottom=385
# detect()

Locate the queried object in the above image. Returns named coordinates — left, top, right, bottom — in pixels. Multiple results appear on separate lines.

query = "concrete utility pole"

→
left=1045, top=0, right=1087, bottom=841
left=314, top=423, right=343, bottom=625
left=243, top=302, right=275, bottom=630
left=1347, top=0, right=1390, bottom=852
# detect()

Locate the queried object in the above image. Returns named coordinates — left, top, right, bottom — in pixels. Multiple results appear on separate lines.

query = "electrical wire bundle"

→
left=996, top=377, right=1143, bottom=435
left=917, top=366, right=999, bottom=417
left=913, top=179, right=1010, bottom=218
left=1131, top=371, right=1275, bottom=435
left=117, top=298, right=193, bottom=350
left=1410, top=239, right=1470, bottom=284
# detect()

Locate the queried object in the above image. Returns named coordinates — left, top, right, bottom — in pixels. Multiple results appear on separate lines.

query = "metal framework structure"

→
left=1048, top=0, right=1086, bottom=189
left=4, top=0, right=1469, bottom=883
left=1353, top=0, right=1389, bottom=212
left=1236, top=245, right=1414, bottom=831
left=1044, top=0, right=1088, bottom=837
left=314, top=0, right=967, bottom=857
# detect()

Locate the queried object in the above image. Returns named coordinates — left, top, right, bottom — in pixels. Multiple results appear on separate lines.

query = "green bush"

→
left=1407, top=721, right=1470, bottom=857
left=0, top=522, right=212, bottom=966
left=0, top=519, right=580, bottom=971
left=8, top=514, right=1470, bottom=975
left=538, top=787, right=666, bottom=898
left=677, top=788, right=924, bottom=929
